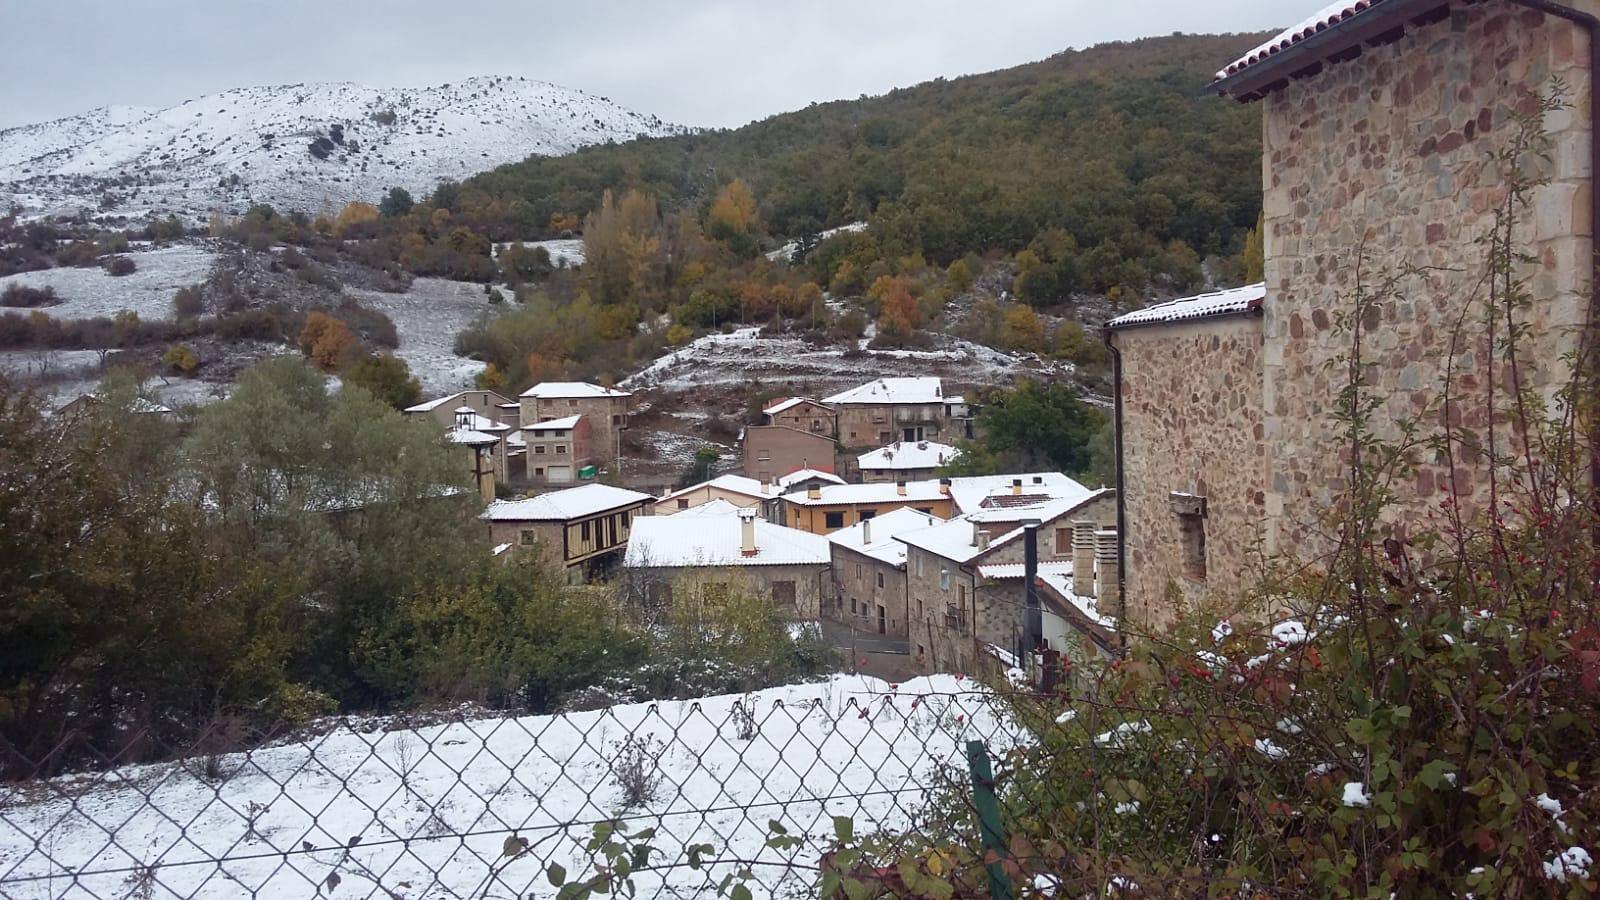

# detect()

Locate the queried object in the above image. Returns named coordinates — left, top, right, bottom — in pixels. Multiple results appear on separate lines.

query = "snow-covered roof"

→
left=896, top=516, right=1022, bottom=566
left=763, top=396, right=821, bottom=417
left=482, top=483, right=653, bottom=521
left=976, top=560, right=1073, bottom=580
left=1038, top=571, right=1118, bottom=630
left=659, top=473, right=773, bottom=504
left=1216, top=2, right=1386, bottom=83
left=782, top=479, right=948, bottom=507
left=669, top=498, right=744, bottom=517
left=447, top=427, right=500, bottom=446
left=405, top=390, right=512, bottom=413
left=822, top=376, right=944, bottom=406
left=520, top=382, right=630, bottom=399
left=828, top=507, right=946, bottom=567
left=859, top=440, right=961, bottom=472
left=523, top=414, right=582, bottom=432
left=947, top=473, right=1088, bottom=515
left=1106, top=283, right=1266, bottom=330
left=625, top=512, right=831, bottom=568
left=964, top=487, right=1113, bottom=527
left=777, top=468, right=845, bottom=489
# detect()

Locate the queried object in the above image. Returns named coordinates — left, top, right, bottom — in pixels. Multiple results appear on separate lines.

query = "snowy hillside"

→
left=0, top=674, right=1012, bottom=899
left=0, top=76, right=684, bottom=221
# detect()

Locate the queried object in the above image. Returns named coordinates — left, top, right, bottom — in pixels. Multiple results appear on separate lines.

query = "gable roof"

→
left=781, top=479, right=949, bottom=507
left=521, top=382, right=630, bottom=400
left=1212, top=0, right=1443, bottom=101
left=624, top=512, right=831, bottom=567
left=827, top=506, right=945, bottom=567
left=822, top=377, right=944, bottom=406
left=670, top=498, right=744, bottom=517
left=482, top=483, right=653, bottom=522
left=658, top=473, right=773, bottom=505
left=405, top=390, right=512, bottom=413
left=896, top=515, right=1021, bottom=566
left=1105, top=283, right=1266, bottom=331
left=946, top=472, right=1088, bottom=515
left=763, top=396, right=827, bottom=417
left=523, top=414, right=582, bottom=431
left=777, top=468, right=845, bottom=488
left=859, top=440, right=961, bottom=472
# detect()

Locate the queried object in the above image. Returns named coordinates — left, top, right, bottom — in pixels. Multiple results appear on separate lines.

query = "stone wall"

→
left=1111, top=315, right=1267, bottom=630
left=1260, top=2, right=1593, bottom=555
left=629, top=564, right=832, bottom=621
left=904, top=545, right=981, bottom=674
left=835, top=404, right=950, bottom=450
left=829, top=546, right=910, bottom=638
left=522, top=394, right=630, bottom=467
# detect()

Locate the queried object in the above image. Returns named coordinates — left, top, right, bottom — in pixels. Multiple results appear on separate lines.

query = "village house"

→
left=481, top=482, right=655, bottom=583
left=520, top=414, right=593, bottom=485
left=518, top=382, right=631, bottom=473
left=742, top=424, right=839, bottom=483
left=405, top=389, right=516, bottom=430
left=761, top=396, right=837, bottom=435
left=623, top=507, right=834, bottom=617
left=825, top=507, right=944, bottom=639
left=659, top=470, right=846, bottom=517
left=1106, top=0, right=1598, bottom=632
left=407, top=390, right=519, bottom=483
left=779, top=478, right=955, bottom=533
left=823, top=377, right=971, bottom=449
left=857, top=440, right=961, bottom=483
left=898, top=488, right=1117, bottom=675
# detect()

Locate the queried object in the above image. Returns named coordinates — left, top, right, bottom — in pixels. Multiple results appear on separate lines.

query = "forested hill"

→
left=463, top=31, right=1270, bottom=263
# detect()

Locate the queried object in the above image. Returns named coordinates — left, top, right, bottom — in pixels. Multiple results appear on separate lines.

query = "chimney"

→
left=896, top=479, right=907, bottom=497
left=978, top=532, right=990, bottom=551
left=739, top=508, right=758, bottom=557
left=971, top=520, right=982, bottom=547
left=1011, top=478, right=1022, bottom=496
left=1072, top=520, right=1097, bottom=598
left=862, top=518, right=872, bottom=545
left=1095, top=528, right=1121, bottom=613
left=939, top=477, right=952, bottom=497
left=1022, top=519, right=1042, bottom=655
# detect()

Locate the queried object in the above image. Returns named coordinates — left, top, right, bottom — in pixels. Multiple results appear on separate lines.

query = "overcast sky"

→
left=0, top=1, right=1290, bottom=130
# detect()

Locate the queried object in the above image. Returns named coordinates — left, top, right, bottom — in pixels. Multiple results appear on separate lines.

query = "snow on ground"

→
left=0, top=674, right=1011, bottom=899
left=0, top=243, right=219, bottom=321
left=765, top=222, right=868, bottom=262
left=495, top=239, right=585, bottom=269
left=620, top=325, right=1056, bottom=394
left=347, top=279, right=494, bottom=396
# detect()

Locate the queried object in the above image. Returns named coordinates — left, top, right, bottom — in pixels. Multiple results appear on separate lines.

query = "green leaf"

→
left=768, top=819, right=787, bottom=836
left=548, top=863, right=568, bottom=887
left=1419, top=760, right=1455, bottom=791
left=730, top=885, right=752, bottom=900
left=503, top=834, right=527, bottom=857
left=833, top=815, right=855, bottom=844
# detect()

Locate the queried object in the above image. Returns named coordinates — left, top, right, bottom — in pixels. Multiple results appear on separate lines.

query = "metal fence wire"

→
left=0, top=674, right=1153, bottom=899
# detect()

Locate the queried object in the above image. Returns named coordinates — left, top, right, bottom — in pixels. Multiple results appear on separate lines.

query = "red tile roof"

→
left=1216, top=1, right=1390, bottom=82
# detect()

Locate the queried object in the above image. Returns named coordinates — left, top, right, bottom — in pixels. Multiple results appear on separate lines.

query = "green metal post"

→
left=966, top=739, right=1014, bottom=900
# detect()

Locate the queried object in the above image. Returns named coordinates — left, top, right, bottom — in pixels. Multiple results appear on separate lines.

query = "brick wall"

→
left=743, top=425, right=838, bottom=482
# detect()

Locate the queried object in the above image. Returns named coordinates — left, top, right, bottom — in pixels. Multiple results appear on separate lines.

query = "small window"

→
left=858, top=509, right=876, bottom=522
left=825, top=511, right=845, bottom=529
left=879, top=431, right=892, bottom=443
left=939, top=568, right=950, bottom=591
left=535, top=467, right=544, bottom=476
left=851, top=598, right=858, bottom=614
left=849, top=431, right=857, bottom=440
left=915, top=555, right=923, bottom=577
left=612, top=414, right=622, bottom=425
left=520, top=529, right=537, bottom=546
left=758, top=450, right=771, bottom=461
left=1055, top=527, right=1070, bottom=555
left=568, top=399, right=578, bottom=407
left=772, top=581, right=796, bottom=607
left=876, top=572, right=884, bottom=589
left=677, top=499, right=689, bottom=510
left=916, top=599, right=924, bottom=619
left=1180, top=513, right=1207, bottom=580
left=959, top=584, right=968, bottom=605
left=555, top=445, right=567, bottom=454
left=535, top=445, right=547, bottom=455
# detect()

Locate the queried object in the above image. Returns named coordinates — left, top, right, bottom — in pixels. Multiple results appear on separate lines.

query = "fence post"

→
left=966, top=739, right=1014, bottom=900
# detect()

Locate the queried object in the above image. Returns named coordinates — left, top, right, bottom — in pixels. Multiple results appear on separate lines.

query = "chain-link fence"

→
left=1, top=672, right=1122, bottom=899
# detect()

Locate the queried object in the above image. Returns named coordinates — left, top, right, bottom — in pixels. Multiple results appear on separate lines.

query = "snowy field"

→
left=0, top=243, right=219, bottom=321
left=347, top=279, right=494, bottom=396
left=621, top=325, right=1056, bottom=394
left=0, top=675, right=1011, bottom=899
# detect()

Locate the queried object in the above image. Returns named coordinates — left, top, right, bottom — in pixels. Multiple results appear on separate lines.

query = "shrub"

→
left=612, top=735, right=665, bottom=809
left=297, top=311, right=356, bottom=370
left=1, top=284, right=61, bottom=308
left=162, top=344, right=200, bottom=375
left=342, top=352, right=420, bottom=410
left=102, top=256, right=137, bottom=276
left=172, top=285, right=205, bottom=318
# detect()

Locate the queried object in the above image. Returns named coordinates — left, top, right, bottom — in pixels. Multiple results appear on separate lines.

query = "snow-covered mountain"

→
left=0, top=76, right=684, bottom=221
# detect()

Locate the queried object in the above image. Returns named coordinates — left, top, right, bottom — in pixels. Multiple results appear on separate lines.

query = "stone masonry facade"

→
left=1113, top=317, right=1266, bottom=630
left=1260, top=2, right=1592, bottom=555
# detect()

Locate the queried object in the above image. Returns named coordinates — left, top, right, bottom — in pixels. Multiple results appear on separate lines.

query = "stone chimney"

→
left=896, top=479, right=907, bottom=497
left=1072, top=520, right=1097, bottom=597
left=739, top=508, right=758, bottom=557
left=1011, top=478, right=1023, bottom=496
left=862, top=518, right=872, bottom=545
left=971, top=519, right=982, bottom=547
left=939, top=477, right=952, bottom=497
left=1094, top=528, right=1120, bottom=613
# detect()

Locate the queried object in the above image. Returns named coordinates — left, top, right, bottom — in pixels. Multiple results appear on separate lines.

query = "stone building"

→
left=406, top=390, right=516, bottom=430
left=826, top=507, right=944, bottom=639
left=761, top=397, right=837, bottom=435
left=519, top=382, right=631, bottom=471
left=482, top=483, right=655, bottom=583
left=521, top=414, right=593, bottom=485
left=823, top=377, right=970, bottom=449
left=1108, top=0, right=1598, bottom=629
left=623, top=507, right=834, bottom=618
left=857, top=440, right=961, bottom=483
